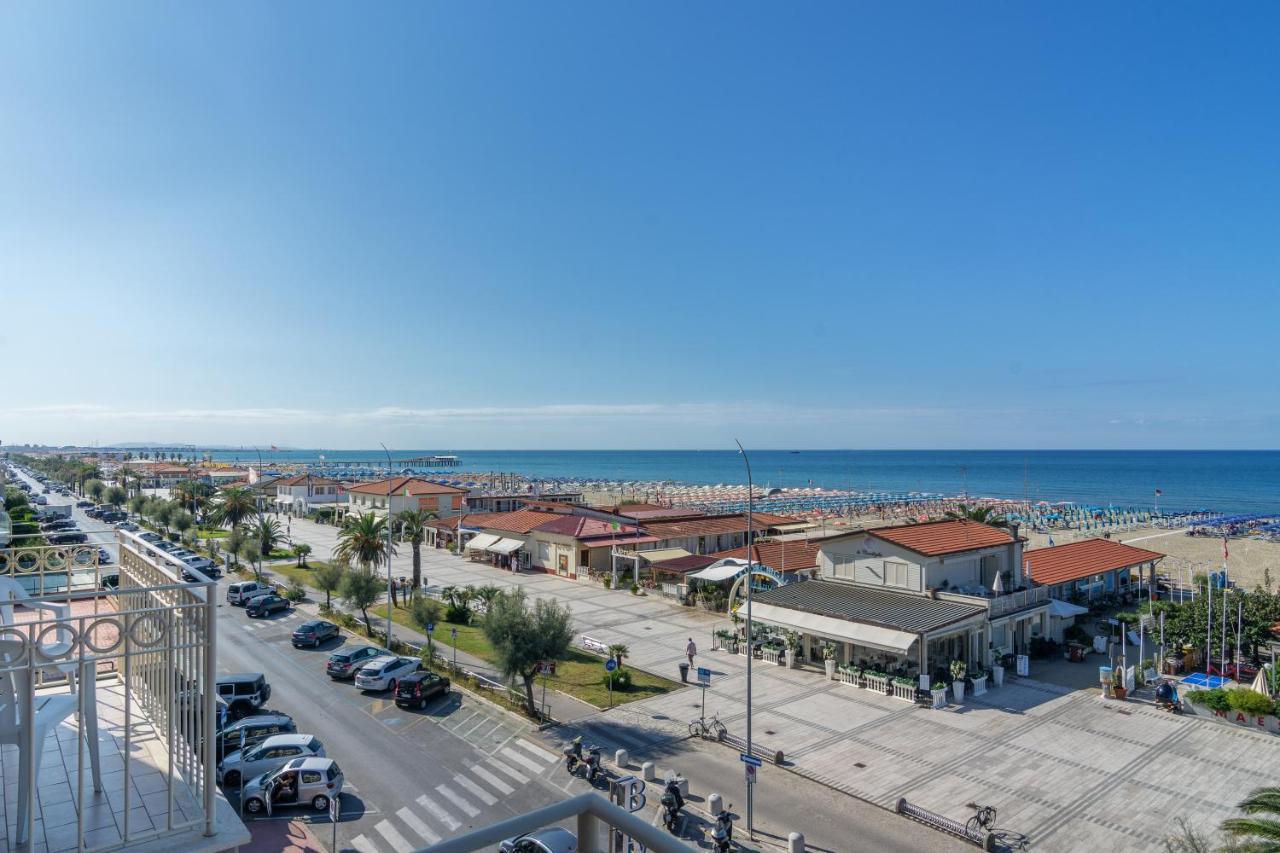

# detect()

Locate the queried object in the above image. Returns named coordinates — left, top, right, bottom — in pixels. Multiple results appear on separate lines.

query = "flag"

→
left=270, top=445, right=278, bottom=451
left=1048, top=535, right=1055, bottom=547
left=1154, top=488, right=1162, bottom=496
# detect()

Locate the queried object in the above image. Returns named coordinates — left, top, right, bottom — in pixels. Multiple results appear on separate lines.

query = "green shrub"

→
left=602, top=669, right=633, bottom=691
left=1187, top=688, right=1231, bottom=712
left=1225, top=687, right=1276, bottom=716
left=284, top=581, right=307, bottom=603
left=445, top=604, right=472, bottom=624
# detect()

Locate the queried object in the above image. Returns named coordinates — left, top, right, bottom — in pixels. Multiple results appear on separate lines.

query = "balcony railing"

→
left=0, top=532, right=246, bottom=851
left=935, top=584, right=1049, bottom=618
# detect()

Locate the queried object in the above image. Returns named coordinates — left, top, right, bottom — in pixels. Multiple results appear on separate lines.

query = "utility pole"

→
left=735, top=438, right=756, bottom=839
left=380, top=443, right=394, bottom=649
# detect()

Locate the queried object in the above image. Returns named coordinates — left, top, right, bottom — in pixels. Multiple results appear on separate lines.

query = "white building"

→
left=345, top=476, right=468, bottom=518
left=272, top=474, right=345, bottom=515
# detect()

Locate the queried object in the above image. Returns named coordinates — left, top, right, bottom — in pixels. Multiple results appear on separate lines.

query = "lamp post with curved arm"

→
left=734, top=438, right=755, bottom=839
left=380, top=442, right=394, bottom=648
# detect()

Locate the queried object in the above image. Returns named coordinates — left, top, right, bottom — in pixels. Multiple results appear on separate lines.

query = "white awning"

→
left=487, top=537, right=524, bottom=555
left=464, top=533, right=500, bottom=551
left=273, top=495, right=295, bottom=505
left=1048, top=598, right=1090, bottom=618
left=688, top=560, right=749, bottom=582
left=621, top=547, right=692, bottom=564
left=751, top=602, right=918, bottom=654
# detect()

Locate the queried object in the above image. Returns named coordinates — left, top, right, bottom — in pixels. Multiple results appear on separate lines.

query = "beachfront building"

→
left=1025, top=538, right=1164, bottom=602
left=122, top=460, right=193, bottom=488
left=748, top=520, right=1053, bottom=680
left=457, top=509, right=562, bottom=570
left=272, top=473, right=345, bottom=515
left=346, top=476, right=469, bottom=518
left=530, top=515, right=657, bottom=579
left=464, top=492, right=584, bottom=513
left=639, top=512, right=802, bottom=556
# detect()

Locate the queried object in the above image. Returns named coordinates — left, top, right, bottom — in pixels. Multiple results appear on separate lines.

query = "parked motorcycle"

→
left=1155, top=680, right=1181, bottom=713
left=562, top=737, right=603, bottom=781
left=562, top=737, right=583, bottom=775
left=711, top=805, right=734, bottom=852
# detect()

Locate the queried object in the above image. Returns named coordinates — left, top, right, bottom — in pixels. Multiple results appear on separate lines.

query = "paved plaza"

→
left=282, top=517, right=1275, bottom=851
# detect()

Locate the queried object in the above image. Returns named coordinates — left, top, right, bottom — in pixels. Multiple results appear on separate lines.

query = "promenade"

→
left=275, top=514, right=1272, bottom=852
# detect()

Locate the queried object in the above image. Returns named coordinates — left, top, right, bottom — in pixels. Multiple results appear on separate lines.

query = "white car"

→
left=500, top=828, right=578, bottom=853
left=353, top=656, right=421, bottom=692
left=218, top=733, right=325, bottom=787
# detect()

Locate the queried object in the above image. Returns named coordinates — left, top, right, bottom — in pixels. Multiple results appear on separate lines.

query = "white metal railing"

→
left=988, top=585, right=1049, bottom=617
left=0, top=532, right=219, bottom=850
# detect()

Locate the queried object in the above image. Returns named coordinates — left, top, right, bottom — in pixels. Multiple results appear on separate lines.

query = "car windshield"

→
left=331, top=654, right=351, bottom=663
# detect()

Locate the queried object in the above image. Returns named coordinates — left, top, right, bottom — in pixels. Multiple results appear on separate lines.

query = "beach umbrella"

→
left=1250, top=667, right=1270, bottom=696
left=992, top=570, right=1005, bottom=595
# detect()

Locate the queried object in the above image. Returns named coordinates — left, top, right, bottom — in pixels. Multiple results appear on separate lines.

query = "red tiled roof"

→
left=642, top=513, right=801, bottom=539
left=648, top=554, right=718, bottom=574
left=468, top=509, right=561, bottom=535
left=535, top=515, right=643, bottom=540
left=869, top=519, right=1013, bottom=556
left=347, top=477, right=468, bottom=496
left=707, top=540, right=822, bottom=573
left=1025, top=539, right=1164, bottom=587
left=274, top=474, right=343, bottom=487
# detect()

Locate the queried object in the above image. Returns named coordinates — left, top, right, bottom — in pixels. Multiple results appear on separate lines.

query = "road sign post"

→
left=451, top=626, right=458, bottom=672
left=330, top=788, right=339, bottom=852
left=697, top=666, right=711, bottom=724
left=605, top=657, right=617, bottom=709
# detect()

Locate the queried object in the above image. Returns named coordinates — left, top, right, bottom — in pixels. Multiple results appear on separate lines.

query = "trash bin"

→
left=678, top=662, right=690, bottom=683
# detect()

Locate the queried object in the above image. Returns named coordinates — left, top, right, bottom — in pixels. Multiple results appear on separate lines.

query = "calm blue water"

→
left=205, top=450, right=1280, bottom=514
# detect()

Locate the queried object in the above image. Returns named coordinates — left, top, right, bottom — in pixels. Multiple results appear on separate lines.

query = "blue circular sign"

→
left=426, top=623, right=435, bottom=634
left=451, top=627, right=458, bottom=638
left=605, top=658, right=618, bottom=672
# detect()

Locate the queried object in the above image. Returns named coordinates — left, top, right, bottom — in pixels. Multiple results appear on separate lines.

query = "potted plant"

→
left=891, top=675, right=917, bottom=702
left=822, top=642, right=837, bottom=679
left=991, top=659, right=1004, bottom=687
left=863, top=668, right=889, bottom=694
left=969, top=668, right=988, bottom=696
left=930, top=681, right=948, bottom=708
left=950, top=660, right=967, bottom=702
left=783, top=631, right=800, bottom=669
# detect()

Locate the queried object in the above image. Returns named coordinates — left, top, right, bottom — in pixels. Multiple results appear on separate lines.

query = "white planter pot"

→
left=824, top=659, right=836, bottom=679
left=930, top=687, right=948, bottom=709
left=992, top=665, right=1004, bottom=687
left=952, top=681, right=966, bottom=703
left=785, top=649, right=796, bottom=669
left=971, top=675, right=988, bottom=697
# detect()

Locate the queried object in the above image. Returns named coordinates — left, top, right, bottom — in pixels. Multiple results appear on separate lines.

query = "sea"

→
left=203, top=450, right=1280, bottom=514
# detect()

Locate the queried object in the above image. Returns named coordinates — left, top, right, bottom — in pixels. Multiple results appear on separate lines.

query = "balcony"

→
left=935, top=584, right=1049, bottom=618
left=0, top=533, right=248, bottom=852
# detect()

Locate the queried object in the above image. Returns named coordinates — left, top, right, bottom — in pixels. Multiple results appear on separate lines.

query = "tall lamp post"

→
left=734, top=438, right=755, bottom=839
left=253, top=447, right=265, bottom=513
left=380, top=443, right=395, bottom=648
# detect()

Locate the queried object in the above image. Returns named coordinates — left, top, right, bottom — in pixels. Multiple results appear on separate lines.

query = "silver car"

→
left=241, top=756, right=344, bottom=816
left=500, top=828, right=578, bottom=853
left=353, top=655, right=420, bottom=692
left=218, top=733, right=325, bottom=787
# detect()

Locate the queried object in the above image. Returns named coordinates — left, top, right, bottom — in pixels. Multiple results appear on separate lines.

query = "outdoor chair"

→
left=0, top=638, right=103, bottom=844
left=0, top=577, right=81, bottom=688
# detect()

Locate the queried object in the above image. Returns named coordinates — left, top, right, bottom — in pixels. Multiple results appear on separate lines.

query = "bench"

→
left=581, top=635, right=609, bottom=655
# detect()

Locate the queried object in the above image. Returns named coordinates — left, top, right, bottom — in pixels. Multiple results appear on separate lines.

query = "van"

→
left=227, top=581, right=272, bottom=606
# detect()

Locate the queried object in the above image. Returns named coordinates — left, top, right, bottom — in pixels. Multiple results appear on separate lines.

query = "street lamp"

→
left=734, top=438, right=755, bottom=839
left=380, top=442, right=394, bottom=648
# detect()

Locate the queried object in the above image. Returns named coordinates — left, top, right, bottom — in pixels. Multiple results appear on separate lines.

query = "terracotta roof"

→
left=619, top=507, right=707, bottom=521
left=869, top=519, right=1013, bottom=556
left=535, top=515, right=644, bottom=540
left=346, top=477, right=468, bottom=496
left=642, top=513, right=802, bottom=540
left=467, top=509, right=561, bottom=535
left=648, top=554, right=718, bottom=574
left=706, top=540, right=822, bottom=573
left=274, top=474, right=343, bottom=487
left=1025, top=539, right=1164, bottom=587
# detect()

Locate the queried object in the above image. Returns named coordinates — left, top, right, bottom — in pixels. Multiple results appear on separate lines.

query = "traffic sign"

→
left=745, top=763, right=757, bottom=783
left=451, top=626, right=458, bottom=638
left=696, top=667, right=711, bottom=686
left=426, top=623, right=435, bottom=634
left=605, top=658, right=618, bottom=673
left=739, top=753, right=762, bottom=767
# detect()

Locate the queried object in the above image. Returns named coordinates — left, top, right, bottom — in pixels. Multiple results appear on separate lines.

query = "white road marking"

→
left=486, top=757, right=530, bottom=785
left=469, top=765, right=514, bottom=795
left=500, top=746, right=546, bottom=774
left=435, top=784, right=480, bottom=818
left=374, top=819, right=413, bottom=853
left=396, top=806, right=440, bottom=845
left=513, top=738, right=559, bottom=763
left=453, top=773, right=497, bottom=805
left=415, top=794, right=460, bottom=831
left=350, top=834, right=381, bottom=853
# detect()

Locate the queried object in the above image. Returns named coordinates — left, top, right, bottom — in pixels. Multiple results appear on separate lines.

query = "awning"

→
left=616, top=547, right=692, bottom=565
left=273, top=495, right=295, bottom=505
left=688, top=561, right=748, bottom=583
left=487, top=537, right=524, bottom=555
left=770, top=522, right=815, bottom=533
left=1048, top=598, right=1090, bottom=618
left=464, top=533, right=500, bottom=551
left=751, top=602, right=917, bottom=654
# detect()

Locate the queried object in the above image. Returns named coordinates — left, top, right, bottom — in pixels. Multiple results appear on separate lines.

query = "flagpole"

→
left=1206, top=576, right=1212, bottom=675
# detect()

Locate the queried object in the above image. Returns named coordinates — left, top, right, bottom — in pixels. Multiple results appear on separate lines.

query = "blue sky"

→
left=2, top=3, right=1277, bottom=449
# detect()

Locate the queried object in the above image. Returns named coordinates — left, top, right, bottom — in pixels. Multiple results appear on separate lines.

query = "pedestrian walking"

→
left=685, top=637, right=697, bottom=667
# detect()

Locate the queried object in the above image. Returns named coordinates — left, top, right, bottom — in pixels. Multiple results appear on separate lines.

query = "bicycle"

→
left=964, top=802, right=997, bottom=836
left=688, top=714, right=728, bottom=740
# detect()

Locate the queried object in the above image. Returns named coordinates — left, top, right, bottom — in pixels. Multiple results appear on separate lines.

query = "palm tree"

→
left=252, top=516, right=282, bottom=557
left=943, top=503, right=1009, bottom=528
left=292, top=542, right=312, bottom=567
left=396, top=508, right=436, bottom=590
left=473, top=584, right=503, bottom=615
left=209, top=487, right=258, bottom=529
left=608, top=643, right=630, bottom=670
left=334, top=512, right=394, bottom=570
left=1222, top=786, right=1280, bottom=850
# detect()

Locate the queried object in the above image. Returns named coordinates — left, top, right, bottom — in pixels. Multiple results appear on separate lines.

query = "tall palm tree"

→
left=252, top=516, right=283, bottom=557
left=396, top=508, right=437, bottom=590
left=209, top=487, right=258, bottom=529
left=334, top=512, right=394, bottom=570
left=1222, top=786, right=1280, bottom=850
left=943, top=503, right=1009, bottom=528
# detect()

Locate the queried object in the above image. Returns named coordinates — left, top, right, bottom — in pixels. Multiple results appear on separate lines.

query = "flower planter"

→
left=824, top=659, right=837, bottom=680
left=863, top=674, right=888, bottom=694
left=784, top=649, right=796, bottom=669
left=761, top=648, right=782, bottom=665
left=836, top=669, right=858, bottom=686
left=891, top=681, right=917, bottom=702
left=991, top=664, right=1004, bottom=687
left=952, top=681, right=966, bottom=703
left=930, top=687, right=948, bottom=709
left=970, top=675, right=988, bottom=697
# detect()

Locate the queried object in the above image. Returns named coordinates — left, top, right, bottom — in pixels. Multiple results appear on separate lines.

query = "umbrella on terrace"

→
left=992, top=570, right=1005, bottom=595
left=1251, top=666, right=1271, bottom=696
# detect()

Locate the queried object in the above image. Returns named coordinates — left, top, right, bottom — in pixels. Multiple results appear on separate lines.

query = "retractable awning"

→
left=688, top=562, right=748, bottom=583
left=751, top=602, right=918, bottom=654
left=615, top=547, right=693, bottom=565
left=464, top=533, right=500, bottom=551
left=1048, top=598, right=1089, bottom=618
left=487, top=537, right=524, bottom=555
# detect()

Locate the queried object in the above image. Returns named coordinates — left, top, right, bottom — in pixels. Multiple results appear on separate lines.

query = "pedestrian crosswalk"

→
left=347, top=739, right=560, bottom=853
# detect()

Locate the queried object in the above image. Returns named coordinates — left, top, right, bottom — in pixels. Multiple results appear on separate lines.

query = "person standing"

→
left=685, top=637, right=697, bottom=667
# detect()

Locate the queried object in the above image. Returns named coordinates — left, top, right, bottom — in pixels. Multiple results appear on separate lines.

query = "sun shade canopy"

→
left=486, top=537, right=524, bottom=555
left=464, top=533, right=500, bottom=551
left=751, top=603, right=918, bottom=654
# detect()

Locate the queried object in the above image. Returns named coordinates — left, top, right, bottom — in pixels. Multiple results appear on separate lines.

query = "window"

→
left=301, top=772, right=322, bottom=784
left=884, top=561, right=908, bottom=588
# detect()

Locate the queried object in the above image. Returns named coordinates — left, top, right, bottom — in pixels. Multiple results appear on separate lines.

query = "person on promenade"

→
left=685, top=637, right=697, bottom=667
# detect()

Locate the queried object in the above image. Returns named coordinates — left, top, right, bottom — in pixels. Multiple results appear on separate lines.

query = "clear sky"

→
left=2, top=3, right=1277, bottom=450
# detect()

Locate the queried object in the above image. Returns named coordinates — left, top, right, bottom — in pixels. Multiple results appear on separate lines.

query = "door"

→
left=558, top=554, right=569, bottom=576
left=264, top=779, right=277, bottom=817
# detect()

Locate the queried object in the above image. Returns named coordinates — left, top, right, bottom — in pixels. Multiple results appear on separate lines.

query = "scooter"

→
left=581, top=744, right=603, bottom=782
left=1155, top=680, right=1181, bottom=713
left=711, top=805, right=734, bottom=852
left=562, top=738, right=583, bottom=775
left=660, top=778, right=684, bottom=833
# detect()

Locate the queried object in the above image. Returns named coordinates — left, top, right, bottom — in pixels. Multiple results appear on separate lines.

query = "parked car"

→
left=394, top=671, right=450, bottom=709
left=138, top=532, right=162, bottom=543
left=240, top=757, right=344, bottom=816
left=218, top=733, right=326, bottom=787
left=214, top=712, right=296, bottom=759
left=246, top=595, right=290, bottom=618
left=115, top=521, right=139, bottom=531
left=217, top=673, right=272, bottom=719
left=99, top=573, right=120, bottom=591
left=48, top=532, right=87, bottom=544
left=227, top=580, right=273, bottom=606
left=97, top=548, right=113, bottom=564
left=325, top=645, right=384, bottom=679
left=500, top=828, right=579, bottom=853
left=291, top=620, right=339, bottom=648
left=354, top=656, right=421, bottom=692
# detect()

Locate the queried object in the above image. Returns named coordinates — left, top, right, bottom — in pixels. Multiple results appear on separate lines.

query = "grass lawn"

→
left=196, top=527, right=228, bottom=539
left=370, top=604, right=679, bottom=708
left=265, top=560, right=336, bottom=593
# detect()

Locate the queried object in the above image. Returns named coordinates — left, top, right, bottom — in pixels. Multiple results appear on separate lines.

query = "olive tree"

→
left=312, top=560, right=346, bottom=611
left=340, top=566, right=383, bottom=635
left=482, top=588, right=573, bottom=717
